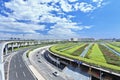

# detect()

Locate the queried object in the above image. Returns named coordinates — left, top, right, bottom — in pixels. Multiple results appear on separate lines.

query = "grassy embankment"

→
left=106, top=43, right=120, bottom=53
left=98, top=44, right=120, bottom=66
left=50, top=43, right=120, bottom=73
left=85, top=43, right=106, bottom=63
left=26, top=43, right=52, bottom=57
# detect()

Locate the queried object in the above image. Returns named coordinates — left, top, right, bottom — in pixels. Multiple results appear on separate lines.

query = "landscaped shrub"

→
left=99, top=44, right=120, bottom=66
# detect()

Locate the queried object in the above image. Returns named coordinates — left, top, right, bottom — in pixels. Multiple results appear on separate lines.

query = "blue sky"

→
left=0, top=0, right=119, bottom=40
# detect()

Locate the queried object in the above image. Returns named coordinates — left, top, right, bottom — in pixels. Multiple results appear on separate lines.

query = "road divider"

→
left=22, top=46, right=52, bottom=80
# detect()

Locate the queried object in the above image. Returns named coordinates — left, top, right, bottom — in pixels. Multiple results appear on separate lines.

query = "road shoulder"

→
left=22, top=49, right=46, bottom=80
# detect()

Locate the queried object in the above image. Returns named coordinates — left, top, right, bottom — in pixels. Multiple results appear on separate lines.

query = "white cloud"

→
left=5, top=0, right=60, bottom=22
left=74, top=2, right=95, bottom=13
left=39, top=15, right=68, bottom=23
left=0, top=15, right=15, bottom=22
left=52, top=22, right=80, bottom=29
left=92, top=0, right=103, bottom=7
left=48, top=28, right=79, bottom=39
left=68, top=0, right=78, bottom=2
left=84, top=26, right=92, bottom=29
left=48, top=22, right=92, bottom=39
left=0, top=32, right=45, bottom=40
left=92, top=0, right=103, bottom=3
left=0, top=21, right=45, bottom=33
left=0, top=0, right=106, bottom=39
left=59, top=0, right=73, bottom=12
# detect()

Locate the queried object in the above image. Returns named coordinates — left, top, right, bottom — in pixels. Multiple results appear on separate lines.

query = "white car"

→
left=52, top=71, right=59, bottom=77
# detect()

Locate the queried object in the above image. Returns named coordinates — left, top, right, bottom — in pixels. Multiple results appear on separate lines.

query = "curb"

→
left=5, top=52, right=17, bottom=80
left=22, top=50, right=37, bottom=80
left=22, top=48, right=47, bottom=80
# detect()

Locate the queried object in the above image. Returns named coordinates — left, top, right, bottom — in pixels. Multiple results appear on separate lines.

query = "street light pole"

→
left=100, top=71, right=103, bottom=80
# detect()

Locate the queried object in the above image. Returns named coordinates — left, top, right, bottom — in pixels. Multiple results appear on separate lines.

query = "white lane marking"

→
left=14, top=64, right=16, bottom=68
left=20, top=63, right=22, bottom=68
left=14, top=59, right=15, bottom=63
left=7, top=52, right=18, bottom=80
left=19, top=59, right=21, bottom=62
left=23, top=71, right=26, bottom=77
left=16, top=72, right=18, bottom=78
left=41, top=50, right=45, bottom=54
left=49, top=74, right=53, bottom=78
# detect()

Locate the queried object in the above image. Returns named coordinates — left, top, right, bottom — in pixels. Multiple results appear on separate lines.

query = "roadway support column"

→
left=78, top=63, right=80, bottom=68
left=56, top=58, right=59, bottom=68
left=11, top=43, right=14, bottom=52
left=5, top=45, right=8, bottom=55
left=88, top=67, right=92, bottom=74
left=17, top=43, right=20, bottom=48
left=100, top=71, right=103, bottom=80
left=70, top=61, right=72, bottom=66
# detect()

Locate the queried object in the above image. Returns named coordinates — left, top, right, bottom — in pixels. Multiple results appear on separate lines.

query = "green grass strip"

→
left=109, top=42, right=120, bottom=47
left=62, top=43, right=85, bottom=54
left=59, top=43, right=80, bottom=52
left=55, top=43, right=77, bottom=51
left=71, top=44, right=88, bottom=56
left=26, top=44, right=50, bottom=58
left=87, top=43, right=106, bottom=63
left=50, top=45, right=120, bottom=73
left=99, top=44, right=120, bottom=66
left=106, top=43, right=120, bottom=53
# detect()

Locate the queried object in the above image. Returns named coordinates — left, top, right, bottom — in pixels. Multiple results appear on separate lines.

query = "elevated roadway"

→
left=8, top=49, right=35, bottom=80
left=0, top=40, right=41, bottom=80
left=29, top=46, right=66, bottom=80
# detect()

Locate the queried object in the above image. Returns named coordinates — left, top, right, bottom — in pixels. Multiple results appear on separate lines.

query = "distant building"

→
left=78, top=38, right=95, bottom=42
left=70, top=38, right=95, bottom=42
left=70, top=38, right=78, bottom=41
left=116, top=39, right=120, bottom=42
left=99, top=38, right=116, bottom=42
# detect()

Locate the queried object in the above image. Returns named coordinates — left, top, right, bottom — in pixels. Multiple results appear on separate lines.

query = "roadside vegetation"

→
left=50, top=42, right=120, bottom=73
left=109, top=42, right=120, bottom=47
left=106, top=43, right=120, bottom=53
left=53, top=43, right=89, bottom=56
left=26, top=42, right=55, bottom=57
left=61, top=43, right=85, bottom=54
left=85, top=44, right=94, bottom=58
left=71, top=44, right=88, bottom=56
left=98, top=44, right=120, bottom=66
left=55, top=43, right=79, bottom=51
left=26, top=44, right=46, bottom=58
left=85, top=43, right=106, bottom=63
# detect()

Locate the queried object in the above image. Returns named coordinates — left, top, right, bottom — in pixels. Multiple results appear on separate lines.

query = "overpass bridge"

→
left=0, top=40, right=41, bottom=80
left=47, top=50, right=120, bottom=80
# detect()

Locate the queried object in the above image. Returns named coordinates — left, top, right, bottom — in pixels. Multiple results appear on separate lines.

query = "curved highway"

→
left=29, top=47, right=67, bottom=80
left=8, top=49, right=35, bottom=80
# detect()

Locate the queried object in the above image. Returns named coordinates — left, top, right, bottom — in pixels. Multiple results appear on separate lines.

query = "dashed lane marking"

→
left=16, top=72, right=18, bottom=78
left=23, top=71, right=26, bottom=77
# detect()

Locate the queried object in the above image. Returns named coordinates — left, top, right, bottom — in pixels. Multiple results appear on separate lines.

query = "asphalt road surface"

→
left=31, top=48, right=66, bottom=80
left=8, top=49, right=35, bottom=80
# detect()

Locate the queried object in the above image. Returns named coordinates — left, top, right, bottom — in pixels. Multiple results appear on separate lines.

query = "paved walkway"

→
left=101, top=43, right=120, bottom=56
left=80, top=43, right=93, bottom=57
